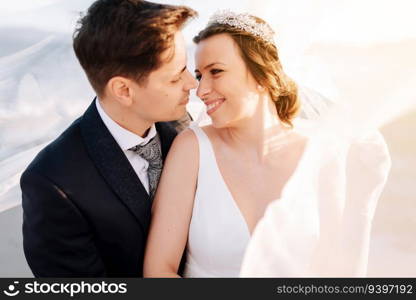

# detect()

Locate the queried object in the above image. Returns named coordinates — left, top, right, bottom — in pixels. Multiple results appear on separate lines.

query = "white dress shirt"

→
left=96, top=99, right=156, bottom=194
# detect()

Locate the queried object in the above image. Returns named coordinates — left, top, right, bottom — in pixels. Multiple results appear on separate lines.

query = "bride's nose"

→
left=196, top=77, right=212, bottom=100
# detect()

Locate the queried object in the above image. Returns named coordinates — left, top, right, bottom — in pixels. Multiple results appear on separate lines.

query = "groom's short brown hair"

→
left=73, top=0, right=196, bottom=96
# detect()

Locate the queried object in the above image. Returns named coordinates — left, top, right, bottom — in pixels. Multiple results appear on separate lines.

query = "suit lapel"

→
left=80, top=100, right=180, bottom=234
left=80, top=100, right=151, bottom=233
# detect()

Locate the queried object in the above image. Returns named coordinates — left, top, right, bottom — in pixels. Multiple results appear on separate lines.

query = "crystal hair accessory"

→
left=208, top=10, right=275, bottom=44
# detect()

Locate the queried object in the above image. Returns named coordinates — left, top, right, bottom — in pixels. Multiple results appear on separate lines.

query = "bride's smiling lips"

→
left=204, top=98, right=225, bottom=115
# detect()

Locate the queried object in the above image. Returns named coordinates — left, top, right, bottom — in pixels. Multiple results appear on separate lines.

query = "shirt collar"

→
left=95, top=98, right=157, bottom=151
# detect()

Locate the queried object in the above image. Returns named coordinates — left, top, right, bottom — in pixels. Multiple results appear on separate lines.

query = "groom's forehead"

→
left=159, top=51, right=187, bottom=75
left=159, top=33, right=186, bottom=66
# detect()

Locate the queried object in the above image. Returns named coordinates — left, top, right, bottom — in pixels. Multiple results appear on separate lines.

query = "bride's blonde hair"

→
left=193, top=15, right=300, bottom=127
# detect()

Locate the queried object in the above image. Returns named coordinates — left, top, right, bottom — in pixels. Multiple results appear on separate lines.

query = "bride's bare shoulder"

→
left=168, top=128, right=200, bottom=160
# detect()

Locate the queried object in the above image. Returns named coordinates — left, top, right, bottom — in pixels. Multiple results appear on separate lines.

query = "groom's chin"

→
left=169, top=106, right=188, bottom=121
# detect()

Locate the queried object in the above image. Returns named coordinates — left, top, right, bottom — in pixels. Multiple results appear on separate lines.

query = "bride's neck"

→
left=221, top=95, right=289, bottom=161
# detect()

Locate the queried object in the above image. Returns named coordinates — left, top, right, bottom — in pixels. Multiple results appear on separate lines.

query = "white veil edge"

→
left=237, top=0, right=414, bottom=277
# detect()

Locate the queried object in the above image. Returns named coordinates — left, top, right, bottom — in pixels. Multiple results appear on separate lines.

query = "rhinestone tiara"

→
left=207, top=10, right=275, bottom=44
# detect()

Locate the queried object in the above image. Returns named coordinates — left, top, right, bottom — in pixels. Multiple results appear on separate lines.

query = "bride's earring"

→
left=257, top=84, right=265, bottom=92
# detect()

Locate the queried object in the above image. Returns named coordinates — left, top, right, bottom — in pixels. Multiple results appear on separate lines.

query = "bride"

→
left=143, top=11, right=391, bottom=277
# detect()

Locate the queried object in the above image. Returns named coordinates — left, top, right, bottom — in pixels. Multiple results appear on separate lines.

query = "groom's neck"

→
left=99, top=98, right=153, bottom=138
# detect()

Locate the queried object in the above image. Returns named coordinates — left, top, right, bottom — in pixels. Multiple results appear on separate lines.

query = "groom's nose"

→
left=184, top=69, right=198, bottom=91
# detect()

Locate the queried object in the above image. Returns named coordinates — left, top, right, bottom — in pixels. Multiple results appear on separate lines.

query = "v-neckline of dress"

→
left=199, top=128, right=252, bottom=238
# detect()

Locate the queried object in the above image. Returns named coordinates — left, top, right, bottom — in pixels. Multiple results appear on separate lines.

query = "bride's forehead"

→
left=195, top=34, right=240, bottom=62
left=197, top=33, right=236, bottom=50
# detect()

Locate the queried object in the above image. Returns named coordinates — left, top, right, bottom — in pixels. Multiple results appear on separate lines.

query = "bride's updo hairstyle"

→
left=193, top=10, right=300, bottom=127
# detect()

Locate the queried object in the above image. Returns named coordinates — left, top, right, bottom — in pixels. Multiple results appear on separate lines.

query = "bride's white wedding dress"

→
left=183, top=125, right=250, bottom=277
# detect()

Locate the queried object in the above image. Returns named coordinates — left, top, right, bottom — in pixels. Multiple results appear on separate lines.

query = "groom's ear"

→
left=106, top=76, right=134, bottom=107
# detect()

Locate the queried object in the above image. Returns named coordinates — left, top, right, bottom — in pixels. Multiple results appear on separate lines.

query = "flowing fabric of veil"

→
left=0, top=0, right=96, bottom=212
left=192, top=85, right=393, bottom=277
left=239, top=97, right=392, bottom=277
left=234, top=0, right=415, bottom=277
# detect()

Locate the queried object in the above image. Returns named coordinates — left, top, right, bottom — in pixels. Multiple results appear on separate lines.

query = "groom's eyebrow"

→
left=195, top=62, right=225, bottom=73
left=174, top=66, right=187, bottom=77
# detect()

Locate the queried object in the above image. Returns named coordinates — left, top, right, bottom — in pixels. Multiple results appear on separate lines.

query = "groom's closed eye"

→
left=171, top=77, right=182, bottom=83
left=171, top=66, right=187, bottom=83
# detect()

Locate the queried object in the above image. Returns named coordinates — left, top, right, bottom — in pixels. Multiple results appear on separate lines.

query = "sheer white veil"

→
left=0, top=1, right=95, bottom=212
left=235, top=0, right=415, bottom=277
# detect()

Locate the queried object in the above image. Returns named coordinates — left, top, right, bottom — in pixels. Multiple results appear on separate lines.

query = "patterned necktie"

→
left=128, top=134, right=163, bottom=199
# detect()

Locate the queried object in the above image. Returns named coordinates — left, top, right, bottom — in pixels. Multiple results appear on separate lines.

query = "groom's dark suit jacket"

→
left=21, top=100, right=184, bottom=277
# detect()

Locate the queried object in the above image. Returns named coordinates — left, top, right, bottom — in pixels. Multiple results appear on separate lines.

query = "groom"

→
left=21, top=0, right=197, bottom=277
